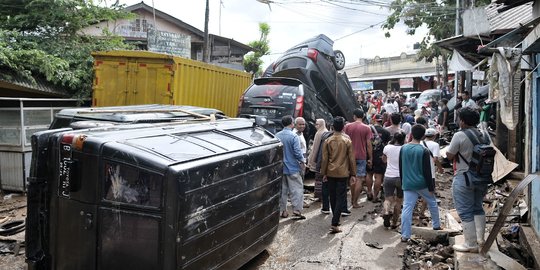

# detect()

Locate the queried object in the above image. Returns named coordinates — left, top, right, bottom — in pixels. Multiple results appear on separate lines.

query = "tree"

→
left=0, top=0, right=132, bottom=99
left=382, top=0, right=490, bottom=86
left=243, top=22, right=270, bottom=76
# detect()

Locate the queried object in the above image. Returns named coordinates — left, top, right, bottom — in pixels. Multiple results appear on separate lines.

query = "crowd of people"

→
left=276, top=92, right=492, bottom=253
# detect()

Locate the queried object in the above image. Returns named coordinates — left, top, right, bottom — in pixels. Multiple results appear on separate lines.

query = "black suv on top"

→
left=259, top=34, right=359, bottom=133
left=238, top=77, right=333, bottom=138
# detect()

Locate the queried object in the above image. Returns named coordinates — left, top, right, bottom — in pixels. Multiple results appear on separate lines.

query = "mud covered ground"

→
left=0, top=193, right=27, bottom=270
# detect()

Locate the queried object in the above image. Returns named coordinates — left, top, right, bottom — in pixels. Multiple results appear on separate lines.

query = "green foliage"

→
left=243, top=22, right=271, bottom=76
left=0, top=0, right=132, bottom=99
left=382, top=0, right=490, bottom=84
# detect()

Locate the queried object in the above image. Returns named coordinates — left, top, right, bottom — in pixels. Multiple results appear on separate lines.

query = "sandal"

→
left=330, top=226, right=342, bottom=233
left=280, top=211, right=289, bottom=218
left=292, top=211, right=306, bottom=220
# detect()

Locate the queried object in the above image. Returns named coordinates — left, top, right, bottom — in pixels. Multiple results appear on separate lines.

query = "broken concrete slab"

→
left=488, top=240, right=526, bottom=270
left=453, top=235, right=499, bottom=270
left=445, top=211, right=462, bottom=231
left=411, top=226, right=461, bottom=243
left=519, top=226, right=540, bottom=270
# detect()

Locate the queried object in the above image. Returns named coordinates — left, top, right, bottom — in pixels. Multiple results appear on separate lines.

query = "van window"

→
left=245, top=82, right=300, bottom=100
left=103, top=162, right=162, bottom=208
left=275, top=58, right=307, bottom=71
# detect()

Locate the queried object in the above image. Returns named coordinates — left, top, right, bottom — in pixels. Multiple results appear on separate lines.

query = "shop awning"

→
left=350, top=70, right=455, bottom=82
left=435, top=35, right=492, bottom=63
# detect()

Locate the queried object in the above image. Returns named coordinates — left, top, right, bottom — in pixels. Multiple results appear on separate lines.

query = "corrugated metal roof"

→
left=0, top=72, right=69, bottom=97
left=486, top=2, right=533, bottom=32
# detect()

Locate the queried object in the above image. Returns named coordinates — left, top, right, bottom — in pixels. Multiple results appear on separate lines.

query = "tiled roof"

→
left=0, top=72, right=69, bottom=97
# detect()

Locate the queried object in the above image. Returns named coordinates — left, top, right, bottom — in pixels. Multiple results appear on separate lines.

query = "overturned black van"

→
left=26, top=116, right=282, bottom=270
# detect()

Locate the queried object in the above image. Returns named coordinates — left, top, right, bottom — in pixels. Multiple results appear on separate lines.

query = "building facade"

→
left=81, top=2, right=251, bottom=71
left=345, top=52, right=447, bottom=92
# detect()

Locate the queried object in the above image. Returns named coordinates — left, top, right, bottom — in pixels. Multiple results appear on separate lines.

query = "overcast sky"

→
left=119, top=0, right=428, bottom=68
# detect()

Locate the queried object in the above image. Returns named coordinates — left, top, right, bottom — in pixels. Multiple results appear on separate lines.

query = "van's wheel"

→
left=333, top=50, right=345, bottom=70
left=0, top=220, right=25, bottom=236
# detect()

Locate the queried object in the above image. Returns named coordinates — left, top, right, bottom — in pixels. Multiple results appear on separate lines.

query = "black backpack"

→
left=370, top=125, right=384, bottom=152
left=457, top=129, right=496, bottom=181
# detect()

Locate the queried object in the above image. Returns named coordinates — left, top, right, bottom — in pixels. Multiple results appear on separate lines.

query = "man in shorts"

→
left=366, top=114, right=391, bottom=202
left=382, top=131, right=406, bottom=229
left=344, top=109, right=373, bottom=208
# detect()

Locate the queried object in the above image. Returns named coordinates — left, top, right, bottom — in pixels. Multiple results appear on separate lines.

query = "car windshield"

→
left=417, top=91, right=440, bottom=106
left=245, top=83, right=300, bottom=99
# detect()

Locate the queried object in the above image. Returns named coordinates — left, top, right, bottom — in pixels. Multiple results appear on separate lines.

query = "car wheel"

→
left=333, top=50, right=345, bottom=70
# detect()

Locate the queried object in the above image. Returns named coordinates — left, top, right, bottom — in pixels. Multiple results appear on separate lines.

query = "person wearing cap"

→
left=366, top=114, right=391, bottom=202
left=422, top=128, right=444, bottom=177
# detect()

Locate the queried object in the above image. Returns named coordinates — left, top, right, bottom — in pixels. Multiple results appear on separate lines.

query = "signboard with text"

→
left=399, top=78, right=414, bottom=89
left=148, top=29, right=191, bottom=58
left=350, top=81, right=373, bottom=91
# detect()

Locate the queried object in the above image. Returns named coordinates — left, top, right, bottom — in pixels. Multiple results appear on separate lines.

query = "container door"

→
left=54, top=142, right=97, bottom=270
left=92, top=58, right=129, bottom=106
left=127, top=60, right=174, bottom=105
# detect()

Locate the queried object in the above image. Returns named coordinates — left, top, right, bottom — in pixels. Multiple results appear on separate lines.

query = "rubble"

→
left=0, top=192, right=27, bottom=269
left=402, top=237, right=454, bottom=269
left=400, top=171, right=536, bottom=270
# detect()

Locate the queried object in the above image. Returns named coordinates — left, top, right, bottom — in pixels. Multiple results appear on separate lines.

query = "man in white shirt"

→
left=294, top=117, right=307, bottom=157
left=422, top=128, right=443, bottom=177
left=461, top=91, right=477, bottom=109
left=383, top=98, right=398, bottom=114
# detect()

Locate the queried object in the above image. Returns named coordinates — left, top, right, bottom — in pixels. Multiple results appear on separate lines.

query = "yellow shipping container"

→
left=91, top=50, right=252, bottom=116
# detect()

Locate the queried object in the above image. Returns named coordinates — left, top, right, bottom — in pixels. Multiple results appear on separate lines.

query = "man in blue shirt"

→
left=399, top=124, right=441, bottom=242
left=275, top=115, right=307, bottom=219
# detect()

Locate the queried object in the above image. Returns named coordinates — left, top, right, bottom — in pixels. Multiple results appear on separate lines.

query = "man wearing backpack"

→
left=446, top=108, right=495, bottom=253
left=366, top=114, right=391, bottom=203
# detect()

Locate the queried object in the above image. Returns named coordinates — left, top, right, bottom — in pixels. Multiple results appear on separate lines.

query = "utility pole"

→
left=219, top=0, right=223, bottom=35
left=203, top=0, right=210, bottom=62
left=453, top=0, right=461, bottom=107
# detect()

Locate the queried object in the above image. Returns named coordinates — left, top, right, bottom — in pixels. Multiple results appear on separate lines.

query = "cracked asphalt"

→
left=243, top=195, right=407, bottom=270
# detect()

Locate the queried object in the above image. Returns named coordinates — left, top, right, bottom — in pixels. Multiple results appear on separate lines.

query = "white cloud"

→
left=119, top=0, right=428, bottom=68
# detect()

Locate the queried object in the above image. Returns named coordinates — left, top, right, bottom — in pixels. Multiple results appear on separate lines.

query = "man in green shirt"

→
left=399, top=124, right=441, bottom=242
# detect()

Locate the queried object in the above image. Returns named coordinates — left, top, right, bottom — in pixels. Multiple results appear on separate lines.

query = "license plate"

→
left=253, top=108, right=277, bottom=116
left=58, top=143, right=72, bottom=198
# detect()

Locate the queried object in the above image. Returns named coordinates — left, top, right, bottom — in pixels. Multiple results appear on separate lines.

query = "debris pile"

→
left=496, top=224, right=535, bottom=268
left=484, top=181, right=528, bottom=223
left=0, top=192, right=27, bottom=269
left=402, top=238, right=454, bottom=270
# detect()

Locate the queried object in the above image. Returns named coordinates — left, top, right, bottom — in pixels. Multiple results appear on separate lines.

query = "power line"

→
left=334, top=19, right=386, bottom=41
